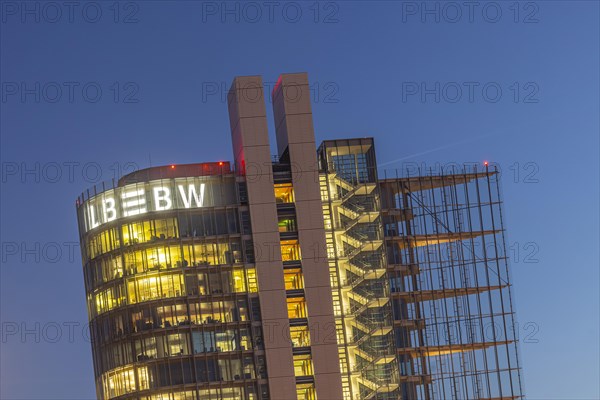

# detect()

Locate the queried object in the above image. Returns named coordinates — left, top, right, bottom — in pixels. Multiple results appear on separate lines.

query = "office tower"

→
left=76, top=73, right=523, bottom=400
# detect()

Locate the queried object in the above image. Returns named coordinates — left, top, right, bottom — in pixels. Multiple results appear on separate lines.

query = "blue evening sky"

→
left=1, top=1, right=598, bottom=399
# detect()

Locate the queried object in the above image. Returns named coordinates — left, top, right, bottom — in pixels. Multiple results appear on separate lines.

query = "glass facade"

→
left=77, top=166, right=268, bottom=400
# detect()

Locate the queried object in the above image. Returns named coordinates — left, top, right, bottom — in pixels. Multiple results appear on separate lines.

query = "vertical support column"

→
left=228, top=76, right=296, bottom=399
left=272, top=73, right=344, bottom=399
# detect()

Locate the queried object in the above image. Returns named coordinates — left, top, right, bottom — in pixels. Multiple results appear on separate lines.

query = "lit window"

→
left=274, top=183, right=295, bottom=203
left=167, top=333, right=190, bottom=356
left=278, top=216, right=297, bottom=232
left=280, top=240, right=301, bottom=262
left=297, top=383, right=317, bottom=400
left=247, top=268, right=258, bottom=293
left=293, top=354, right=314, bottom=377
left=232, top=269, right=247, bottom=293
left=87, top=228, right=120, bottom=259
left=287, top=297, right=307, bottom=319
left=289, top=325, right=310, bottom=347
left=284, top=268, right=304, bottom=290
left=127, top=273, right=184, bottom=304
left=102, top=366, right=139, bottom=398
left=93, top=285, right=125, bottom=315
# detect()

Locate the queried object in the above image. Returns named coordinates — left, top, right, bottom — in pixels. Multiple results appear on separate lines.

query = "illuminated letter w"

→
left=178, top=184, right=205, bottom=208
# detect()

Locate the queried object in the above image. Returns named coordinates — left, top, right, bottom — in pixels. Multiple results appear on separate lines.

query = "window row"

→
left=89, top=269, right=256, bottom=317
left=85, top=209, right=241, bottom=261
left=85, top=240, right=244, bottom=289
left=122, top=218, right=179, bottom=246
left=186, top=268, right=257, bottom=296
left=90, top=299, right=252, bottom=346
left=86, top=218, right=178, bottom=261
left=138, top=387, right=265, bottom=400
left=101, top=357, right=260, bottom=399
left=97, top=328, right=253, bottom=373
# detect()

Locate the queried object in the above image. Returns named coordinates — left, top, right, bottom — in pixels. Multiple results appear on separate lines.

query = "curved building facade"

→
left=76, top=163, right=269, bottom=399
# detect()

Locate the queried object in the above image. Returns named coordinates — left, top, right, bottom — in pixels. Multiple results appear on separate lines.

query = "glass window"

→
left=145, top=247, right=171, bottom=270
left=166, top=332, right=190, bottom=356
left=125, top=250, right=146, bottom=275
left=287, top=297, right=307, bottom=319
left=289, top=325, right=310, bottom=347
left=93, top=284, right=126, bottom=316
left=296, top=383, right=317, bottom=400
left=135, top=336, right=158, bottom=360
left=188, top=242, right=230, bottom=266
left=155, top=304, right=188, bottom=328
left=240, top=211, right=251, bottom=234
left=194, top=269, right=246, bottom=295
left=154, top=218, right=178, bottom=239
left=247, top=268, right=258, bottom=293
left=332, top=152, right=369, bottom=185
left=215, top=330, right=236, bottom=352
left=127, top=273, right=184, bottom=304
left=191, top=328, right=252, bottom=354
left=87, top=228, right=121, bottom=260
left=293, top=354, right=314, bottom=377
left=226, top=209, right=239, bottom=234
left=131, top=306, right=158, bottom=332
left=189, top=300, right=246, bottom=325
left=215, top=211, right=228, bottom=235
left=140, top=390, right=197, bottom=400
left=232, top=269, right=246, bottom=293
left=192, top=331, right=215, bottom=353
left=102, top=366, right=140, bottom=398
left=278, top=215, right=297, bottom=233
left=284, top=268, right=304, bottom=290
left=274, top=183, right=295, bottom=203
left=122, top=221, right=150, bottom=245
left=280, top=240, right=301, bottom=262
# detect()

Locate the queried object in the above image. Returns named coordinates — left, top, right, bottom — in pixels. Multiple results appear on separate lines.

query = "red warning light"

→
left=483, top=161, right=489, bottom=166
left=170, top=165, right=175, bottom=169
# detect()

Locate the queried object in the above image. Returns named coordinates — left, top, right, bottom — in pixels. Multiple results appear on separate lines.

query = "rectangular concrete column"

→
left=228, top=76, right=296, bottom=399
left=272, top=73, right=344, bottom=400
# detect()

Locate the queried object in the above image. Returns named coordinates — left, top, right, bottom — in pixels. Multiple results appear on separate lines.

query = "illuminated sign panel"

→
left=80, top=177, right=233, bottom=232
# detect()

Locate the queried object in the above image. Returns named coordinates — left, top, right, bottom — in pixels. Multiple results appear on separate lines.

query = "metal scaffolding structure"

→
left=380, top=165, right=524, bottom=400
left=317, top=138, right=524, bottom=399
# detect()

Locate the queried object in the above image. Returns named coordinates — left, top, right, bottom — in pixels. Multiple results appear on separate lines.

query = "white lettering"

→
left=82, top=181, right=212, bottom=232
left=121, top=188, right=147, bottom=217
left=178, top=184, right=205, bottom=208
left=153, top=186, right=172, bottom=211
left=88, top=204, right=100, bottom=229
left=103, top=197, right=117, bottom=222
